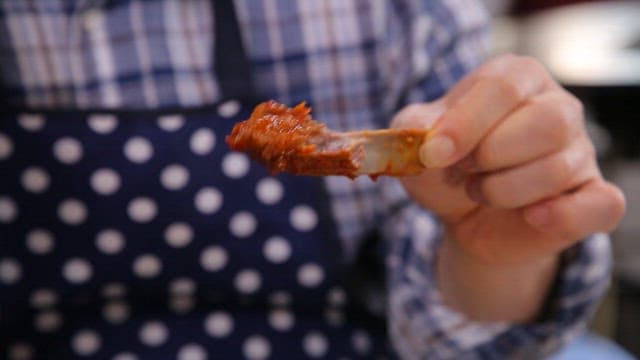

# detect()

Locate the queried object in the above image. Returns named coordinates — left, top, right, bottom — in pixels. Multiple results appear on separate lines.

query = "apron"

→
left=0, top=2, right=389, bottom=359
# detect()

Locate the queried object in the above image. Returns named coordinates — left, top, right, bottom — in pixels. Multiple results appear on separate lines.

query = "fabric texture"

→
left=0, top=0, right=612, bottom=359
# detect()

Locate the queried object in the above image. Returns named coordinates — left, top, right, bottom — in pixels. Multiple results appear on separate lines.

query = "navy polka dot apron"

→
left=0, top=3, right=389, bottom=360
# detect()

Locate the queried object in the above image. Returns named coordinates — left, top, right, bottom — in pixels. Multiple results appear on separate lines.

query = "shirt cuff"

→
left=385, top=203, right=612, bottom=359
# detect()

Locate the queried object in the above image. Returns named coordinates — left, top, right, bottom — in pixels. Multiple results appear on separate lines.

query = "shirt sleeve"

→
left=381, top=0, right=613, bottom=358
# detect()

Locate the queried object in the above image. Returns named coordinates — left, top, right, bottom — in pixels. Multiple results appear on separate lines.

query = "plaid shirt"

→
left=0, top=0, right=611, bottom=358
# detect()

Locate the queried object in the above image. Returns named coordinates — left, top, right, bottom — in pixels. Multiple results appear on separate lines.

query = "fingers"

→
left=390, top=100, right=446, bottom=129
left=462, top=89, right=585, bottom=172
left=523, top=179, right=626, bottom=243
left=420, top=55, right=554, bottom=168
left=466, top=138, right=597, bottom=209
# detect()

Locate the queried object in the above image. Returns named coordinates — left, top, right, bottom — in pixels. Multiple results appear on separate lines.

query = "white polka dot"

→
left=169, top=296, right=194, bottom=314
left=169, top=277, right=196, bottom=296
left=103, top=301, right=129, bottom=324
left=21, top=167, right=50, bottom=193
left=18, top=113, right=45, bottom=131
left=124, top=137, right=153, bottom=163
left=177, top=343, right=207, bottom=360
left=90, top=168, right=121, bottom=195
left=324, top=308, right=344, bottom=327
left=0, top=258, right=22, bottom=284
left=88, top=114, right=117, bottom=134
left=268, top=291, right=291, bottom=306
left=327, top=288, right=347, bottom=307
left=200, top=246, right=228, bottom=272
left=26, top=229, right=55, bottom=254
left=0, top=196, right=18, bottom=223
left=34, top=310, right=62, bottom=333
left=204, top=311, right=234, bottom=338
left=242, top=335, right=271, bottom=360
left=133, top=254, right=162, bottom=279
left=157, top=114, right=185, bottom=132
left=9, top=342, right=34, bottom=360
left=263, top=236, right=291, bottom=264
left=58, top=199, right=88, bottom=225
left=217, top=100, right=241, bottom=118
left=139, top=321, right=168, bottom=347
left=127, top=197, right=157, bottom=223
left=297, top=263, right=324, bottom=288
left=71, top=329, right=101, bottom=356
left=229, top=211, right=257, bottom=238
left=0, top=132, right=13, bottom=160
left=160, top=164, right=190, bottom=190
left=53, top=137, right=83, bottom=164
left=63, top=258, right=93, bottom=284
left=194, top=187, right=223, bottom=215
left=95, top=229, right=125, bottom=255
left=234, top=269, right=261, bottom=294
left=164, top=222, right=193, bottom=248
left=255, top=178, right=284, bottom=205
left=30, top=288, right=58, bottom=308
left=112, top=352, right=138, bottom=360
left=101, top=282, right=127, bottom=298
left=221, top=152, right=250, bottom=179
left=268, top=309, right=295, bottom=332
left=303, top=332, right=329, bottom=358
left=190, top=128, right=215, bottom=155
left=352, top=330, right=372, bottom=355
left=290, top=205, right=318, bottom=232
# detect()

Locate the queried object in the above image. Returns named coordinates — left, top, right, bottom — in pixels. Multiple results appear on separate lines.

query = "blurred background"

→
left=482, top=0, right=639, bottom=357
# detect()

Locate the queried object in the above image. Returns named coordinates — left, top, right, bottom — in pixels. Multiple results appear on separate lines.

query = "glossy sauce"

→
left=226, top=101, right=361, bottom=177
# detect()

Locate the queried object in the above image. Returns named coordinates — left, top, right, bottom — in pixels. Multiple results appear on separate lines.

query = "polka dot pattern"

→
left=0, top=108, right=390, bottom=358
left=21, top=167, right=50, bottom=193
left=90, top=168, right=121, bottom=195
left=0, top=132, right=14, bottom=161
left=26, top=229, right=55, bottom=254
left=18, top=113, right=46, bottom=132
left=160, top=164, right=190, bottom=190
left=139, top=321, right=169, bottom=347
left=204, top=311, right=234, bottom=338
left=53, top=137, right=83, bottom=164
left=88, top=114, right=118, bottom=134
left=0, top=196, right=18, bottom=223
left=190, top=128, right=215, bottom=155
left=242, top=335, right=271, bottom=360
left=165, top=222, right=193, bottom=248
left=71, top=329, right=102, bottom=356
left=194, top=187, right=223, bottom=215
left=133, top=254, right=162, bottom=279
left=57, top=198, right=87, bottom=225
left=124, top=137, right=153, bottom=163
left=157, top=114, right=185, bottom=132
left=95, top=229, right=126, bottom=255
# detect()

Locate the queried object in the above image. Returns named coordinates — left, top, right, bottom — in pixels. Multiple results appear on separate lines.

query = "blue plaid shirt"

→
left=0, top=0, right=611, bottom=358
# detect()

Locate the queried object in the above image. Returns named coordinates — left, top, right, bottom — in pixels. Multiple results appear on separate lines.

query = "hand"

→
left=392, top=54, right=625, bottom=266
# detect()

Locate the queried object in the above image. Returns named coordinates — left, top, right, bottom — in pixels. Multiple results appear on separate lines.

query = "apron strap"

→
left=213, top=1, right=255, bottom=102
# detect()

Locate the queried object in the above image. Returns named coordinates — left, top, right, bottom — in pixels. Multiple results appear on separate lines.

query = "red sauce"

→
left=226, top=100, right=361, bottom=177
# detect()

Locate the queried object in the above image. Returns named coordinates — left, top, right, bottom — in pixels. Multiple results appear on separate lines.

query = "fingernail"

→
left=525, top=205, right=551, bottom=227
left=419, top=135, right=455, bottom=168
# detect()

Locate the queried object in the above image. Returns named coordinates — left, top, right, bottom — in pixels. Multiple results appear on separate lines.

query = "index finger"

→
left=419, top=55, right=554, bottom=168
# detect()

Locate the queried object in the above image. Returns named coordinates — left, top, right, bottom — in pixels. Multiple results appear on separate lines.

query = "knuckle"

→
left=550, top=151, right=579, bottom=189
left=474, top=146, right=494, bottom=170
left=604, top=182, right=627, bottom=230
left=490, top=76, right=526, bottom=105
left=481, top=176, right=513, bottom=208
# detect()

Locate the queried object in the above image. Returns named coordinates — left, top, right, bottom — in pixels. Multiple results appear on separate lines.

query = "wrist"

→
left=437, top=234, right=560, bottom=322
